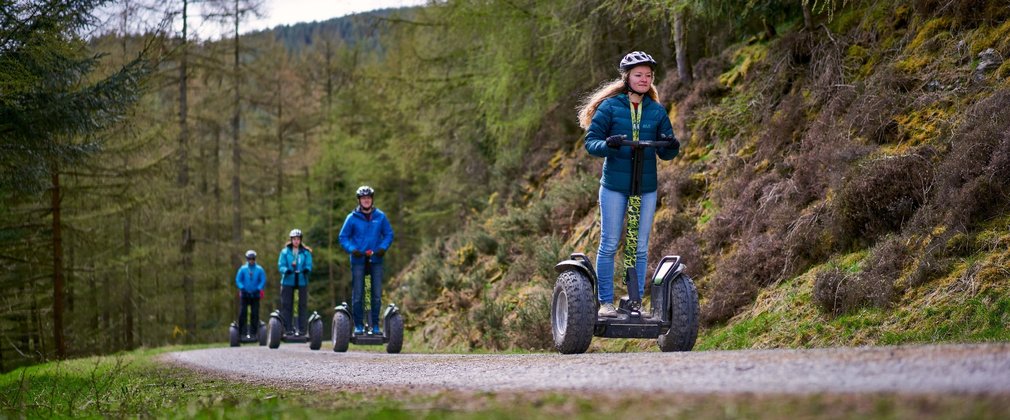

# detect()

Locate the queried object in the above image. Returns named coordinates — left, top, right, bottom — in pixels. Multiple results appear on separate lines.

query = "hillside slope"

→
left=389, top=1, right=1010, bottom=352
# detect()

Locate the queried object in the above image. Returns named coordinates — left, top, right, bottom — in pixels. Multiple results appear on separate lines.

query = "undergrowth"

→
left=392, top=0, right=1010, bottom=353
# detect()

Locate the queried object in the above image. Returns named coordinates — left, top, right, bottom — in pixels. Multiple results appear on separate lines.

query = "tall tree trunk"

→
left=231, top=0, right=243, bottom=256
left=179, top=0, right=196, bottom=343
left=673, top=9, right=692, bottom=85
left=67, top=239, right=74, bottom=313
left=88, top=262, right=98, bottom=332
left=802, top=0, right=813, bottom=31
left=50, top=168, right=66, bottom=359
left=178, top=0, right=189, bottom=186
left=182, top=227, right=195, bottom=339
left=124, top=212, right=134, bottom=349
left=303, top=161, right=310, bottom=203
left=324, top=38, right=333, bottom=116
left=328, top=175, right=335, bottom=306
left=276, top=78, right=284, bottom=215
left=213, top=121, right=222, bottom=239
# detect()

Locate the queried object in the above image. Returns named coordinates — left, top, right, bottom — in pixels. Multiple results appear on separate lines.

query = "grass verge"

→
left=2, top=345, right=1008, bottom=419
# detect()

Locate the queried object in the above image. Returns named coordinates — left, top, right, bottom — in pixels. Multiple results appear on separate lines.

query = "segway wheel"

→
left=257, top=321, right=267, bottom=346
left=229, top=324, right=240, bottom=347
left=267, top=317, right=283, bottom=349
left=385, top=313, right=403, bottom=354
left=332, top=312, right=351, bottom=352
left=658, top=274, right=699, bottom=352
left=552, top=270, right=595, bottom=354
left=309, top=318, right=323, bottom=350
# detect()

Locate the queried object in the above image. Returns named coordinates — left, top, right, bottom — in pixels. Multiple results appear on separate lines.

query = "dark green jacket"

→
left=584, top=93, right=678, bottom=194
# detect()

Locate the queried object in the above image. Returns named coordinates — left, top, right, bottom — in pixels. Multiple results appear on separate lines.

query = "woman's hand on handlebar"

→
left=660, top=133, right=680, bottom=150
left=606, top=135, right=626, bottom=149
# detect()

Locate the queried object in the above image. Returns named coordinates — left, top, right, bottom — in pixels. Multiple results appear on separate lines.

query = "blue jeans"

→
left=351, top=262, right=383, bottom=329
left=596, top=185, right=657, bottom=304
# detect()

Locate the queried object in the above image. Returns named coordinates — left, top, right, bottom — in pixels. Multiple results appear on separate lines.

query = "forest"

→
left=2, top=0, right=1008, bottom=371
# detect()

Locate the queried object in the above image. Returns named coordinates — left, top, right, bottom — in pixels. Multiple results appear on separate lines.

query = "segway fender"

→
left=308, top=311, right=322, bottom=324
left=652, top=256, right=685, bottom=286
left=269, top=309, right=284, bottom=324
left=382, top=303, right=400, bottom=320
left=554, top=260, right=596, bottom=289
left=334, top=302, right=351, bottom=317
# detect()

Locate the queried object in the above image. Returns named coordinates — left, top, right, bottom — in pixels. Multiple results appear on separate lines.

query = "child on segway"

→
left=278, top=229, right=313, bottom=336
left=338, top=186, right=394, bottom=335
left=235, top=250, right=266, bottom=338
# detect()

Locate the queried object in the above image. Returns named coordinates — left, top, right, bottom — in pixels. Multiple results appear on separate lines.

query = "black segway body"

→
left=551, top=253, right=699, bottom=353
left=331, top=302, right=403, bottom=353
left=551, top=137, right=699, bottom=353
left=229, top=320, right=267, bottom=347
left=266, top=310, right=323, bottom=350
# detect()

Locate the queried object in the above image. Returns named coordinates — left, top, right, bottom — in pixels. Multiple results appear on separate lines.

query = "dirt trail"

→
left=162, top=343, right=1010, bottom=395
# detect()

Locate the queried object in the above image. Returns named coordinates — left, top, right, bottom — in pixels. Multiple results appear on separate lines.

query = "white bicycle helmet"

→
left=619, top=51, right=658, bottom=72
left=356, top=185, right=374, bottom=198
left=245, top=250, right=257, bottom=259
left=289, top=229, right=302, bottom=238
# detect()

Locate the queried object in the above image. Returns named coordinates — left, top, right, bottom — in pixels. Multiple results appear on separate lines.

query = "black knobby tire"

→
left=551, top=270, right=595, bottom=354
left=332, top=312, right=351, bottom=352
left=229, top=325, right=240, bottom=347
left=385, top=313, right=403, bottom=354
left=657, top=274, right=699, bottom=352
left=309, top=318, right=323, bottom=350
left=257, top=322, right=267, bottom=346
left=267, top=317, right=283, bottom=349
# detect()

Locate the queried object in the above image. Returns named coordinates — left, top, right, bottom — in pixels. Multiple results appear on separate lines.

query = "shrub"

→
left=832, top=152, right=933, bottom=248
left=508, top=291, right=552, bottom=350
left=815, top=236, right=909, bottom=315
left=813, top=266, right=853, bottom=315
left=701, top=233, right=788, bottom=325
left=472, top=299, right=508, bottom=350
left=913, top=90, right=1010, bottom=233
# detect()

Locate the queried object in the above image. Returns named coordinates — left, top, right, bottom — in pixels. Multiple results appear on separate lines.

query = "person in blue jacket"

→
left=576, top=51, right=681, bottom=318
left=235, top=249, right=267, bottom=337
left=278, top=229, right=313, bottom=335
left=339, top=186, right=394, bottom=335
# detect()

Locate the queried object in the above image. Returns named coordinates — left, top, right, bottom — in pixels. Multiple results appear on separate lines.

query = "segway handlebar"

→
left=615, top=135, right=673, bottom=149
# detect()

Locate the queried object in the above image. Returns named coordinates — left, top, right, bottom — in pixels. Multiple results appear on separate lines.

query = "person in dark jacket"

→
left=338, top=186, right=394, bottom=335
left=278, top=229, right=313, bottom=335
left=235, top=249, right=267, bottom=337
left=576, top=51, right=681, bottom=318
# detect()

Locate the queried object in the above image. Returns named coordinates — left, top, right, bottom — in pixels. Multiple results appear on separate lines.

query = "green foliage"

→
left=0, top=0, right=150, bottom=193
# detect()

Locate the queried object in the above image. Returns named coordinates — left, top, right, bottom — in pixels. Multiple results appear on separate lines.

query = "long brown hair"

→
left=577, top=74, right=660, bottom=129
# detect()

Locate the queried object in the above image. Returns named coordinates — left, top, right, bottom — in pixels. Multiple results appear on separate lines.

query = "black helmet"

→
left=356, top=185, right=374, bottom=198
left=619, top=51, right=657, bottom=72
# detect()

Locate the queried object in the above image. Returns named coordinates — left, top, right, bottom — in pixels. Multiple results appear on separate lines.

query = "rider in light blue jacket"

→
left=235, top=250, right=266, bottom=336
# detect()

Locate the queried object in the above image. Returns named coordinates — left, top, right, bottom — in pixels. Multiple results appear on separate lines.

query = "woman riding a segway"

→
left=578, top=51, right=681, bottom=317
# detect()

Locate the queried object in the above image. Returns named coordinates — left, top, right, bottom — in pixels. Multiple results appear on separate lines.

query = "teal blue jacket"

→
left=584, top=93, right=678, bottom=194
left=278, top=244, right=312, bottom=287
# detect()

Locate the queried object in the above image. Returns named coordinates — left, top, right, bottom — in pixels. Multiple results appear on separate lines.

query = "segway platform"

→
left=350, top=332, right=386, bottom=345
left=266, top=310, right=324, bottom=350
left=229, top=320, right=267, bottom=347
left=281, top=333, right=310, bottom=343
left=331, top=302, right=404, bottom=353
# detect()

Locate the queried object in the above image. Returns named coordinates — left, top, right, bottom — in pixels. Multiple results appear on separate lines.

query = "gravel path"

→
left=162, top=343, right=1010, bottom=395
